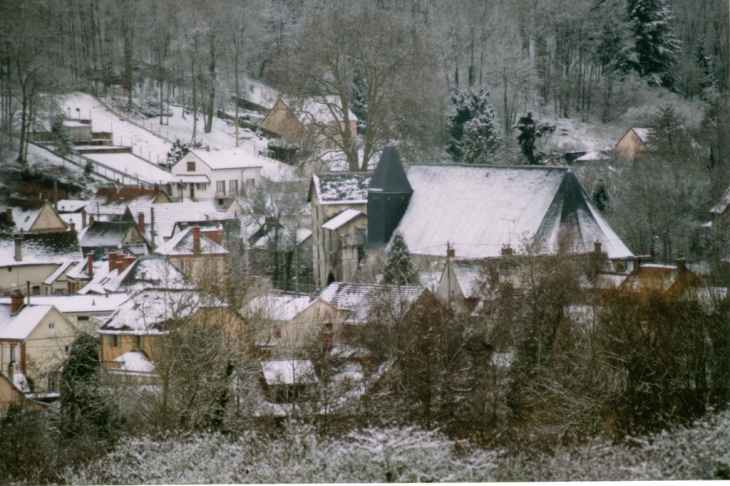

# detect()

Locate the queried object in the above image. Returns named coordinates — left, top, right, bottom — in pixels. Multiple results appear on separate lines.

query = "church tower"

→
left=366, top=146, right=413, bottom=249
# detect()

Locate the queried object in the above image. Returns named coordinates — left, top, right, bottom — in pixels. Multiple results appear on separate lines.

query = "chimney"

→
left=87, top=253, right=94, bottom=278
left=14, top=234, right=22, bottom=261
left=193, top=224, right=201, bottom=254
left=5, top=207, right=12, bottom=223
left=81, top=208, right=87, bottom=228
left=676, top=257, right=686, bottom=273
left=501, top=244, right=513, bottom=257
left=118, top=254, right=136, bottom=273
left=446, top=244, right=455, bottom=259
left=11, top=289, right=24, bottom=315
left=138, top=212, right=145, bottom=233
left=108, top=250, right=118, bottom=272
left=594, top=241, right=602, bottom=253
left=632, top=256, right=641, bottom=272
left=7, top=361, right=14, bottom=386
left=154, top=183, right=159, bottom=192
left=181, top=221, right=188, bottom=231
left=70, top=221, right=76, bottom=232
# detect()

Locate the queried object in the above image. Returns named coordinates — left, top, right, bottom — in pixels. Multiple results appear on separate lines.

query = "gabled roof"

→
left=0, top=304, right=56, bottom=340
left=243, top=293, right=311, bottom=322
left=80, top=221, right=141, bottom=250
left=99, top=289, right=223, bottom=335
left=368, top=146, right=412, bottom=194
left=392, top=165, right=633, bottom=260
left=322, top=209, right=363, bottom=231
left=0, top=199, right=66, bottom=233
left=43, top=261, right=76, bottom=285
left=0, top=294, right=129, bottom=314
left=56, top=200, right=88, bottom=213
left=0, top=232, right=81, bottom=266
left=184, top=149, right=264, bottom=171
left=310, top=172, right=372, bottom=205
left=112, top=350, right=155, bottom=375
left=317, top=282, right=425, bottom=325
left=155, top=226, right=228, bottom=256
left=145, top=200, right=234, bottom=242
left=287, top=96, right=358, bottom=125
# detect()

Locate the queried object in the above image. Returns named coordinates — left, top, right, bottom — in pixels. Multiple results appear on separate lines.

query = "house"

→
left=79, top=220, right=148, bottom=256
left=42, top=261, right=78, bottom=295
left=0, top=198, right=68, bottom=233
left=140, top=199, right=235, bottom=248
left=170, top=149, right=263, bottom=206
left=98, top=289, right=242, bottom=369
left=0, top=291, right=78, bottom=394
left=85, top=186, right=171, bottom=222
left=362, top=147, right=633, bottom=273
left=308, top=171, right=372, bottom=287
left=0, top=232, right=82, bottom=296
left=0, top=293, right=129, bottom=335
left=107, top=350, right=157, bottom=379
left=260, top=359, right=318, bottom=403
left=620, top=258, right=703, bottom=297
left=154, top=224, right=229, bottom=290
left=616, top=127, right=651, bottom=160
left=0, top=369, right=47, bottom=413
left=242, top=292, right=312, bottom=355
left=260, top=97, right=358, bottom=149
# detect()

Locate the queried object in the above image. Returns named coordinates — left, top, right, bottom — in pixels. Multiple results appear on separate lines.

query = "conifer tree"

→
left=515, top=113, right=555, bottom=165
left=462, top=106, right=502, bottom=164
left=382, top=231, right=419, bottom=286
left=446, top=89, right=499, bottom=162
left=627, top=0, right=681, bottom=88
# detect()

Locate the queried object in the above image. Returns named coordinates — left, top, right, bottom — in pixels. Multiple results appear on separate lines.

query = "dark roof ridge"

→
left=314, top=170, right=374, bottom=177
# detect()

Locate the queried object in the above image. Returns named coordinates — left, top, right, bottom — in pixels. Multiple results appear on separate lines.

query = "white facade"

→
left=170, top=150, right=263, bottom=208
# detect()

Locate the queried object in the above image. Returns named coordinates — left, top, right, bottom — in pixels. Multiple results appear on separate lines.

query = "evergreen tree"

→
left=165, top=139, right=193, bottom=168
left=626, top=0, right=681, bottom=88
left=592, top=181, right=610, bottom=212
left=382, top=231, right=420, bottom=286
left=49, top=115, right=73, bottom=156
left=446, top=89, right=496, bottom=161
left=461, top=105, right=502, bottom=164
left=515, top=113, right=555, bottom=165
left=61, top=333, right=111, bottom=438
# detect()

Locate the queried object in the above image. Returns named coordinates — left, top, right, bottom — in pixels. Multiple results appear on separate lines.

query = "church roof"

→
left=392, top=164, right=633, bottom=260
left=368, top=146, right=412, bottom=194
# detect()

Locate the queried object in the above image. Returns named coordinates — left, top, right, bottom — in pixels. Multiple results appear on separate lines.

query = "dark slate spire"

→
left=367, top=146, right=413, bottom=249
left=368, top=146, right=413, bottom=194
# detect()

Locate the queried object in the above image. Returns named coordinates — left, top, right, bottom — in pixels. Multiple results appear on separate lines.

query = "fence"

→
left=30, top=141, right=158, bottom=188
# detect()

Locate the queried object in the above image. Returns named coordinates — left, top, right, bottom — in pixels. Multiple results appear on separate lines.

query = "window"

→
left=246, top=178, right=255, bottom=187
left=216, top=180, right=226, bottom=195
left=11, top=345, right=19, bottom=363
left=115, top=335, right=122, bottom=348
left=64, top=345, right=70, bottom=354
left=48, top=373, right=60, bottom=392
left=133, top=335, right=144, bottom=349
left=357, top=246, right=365, bottom=264
left=48, top=322, right=55, bottom=329
left=230, top=180, right=239, bottom=195
left=48, top=322, right=56, bottom=337
left=196, top=183, right=208, bottom=190
left=77, top=315, right=89, bottom=322
left=107, top=335, right=114, bottom=347
left=187, top=161, right=196, bottom=172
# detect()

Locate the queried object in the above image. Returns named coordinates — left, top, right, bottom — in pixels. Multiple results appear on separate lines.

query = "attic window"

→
left=77, top=315, right=89, bottom=321
left=187, top=162, right=196, bottom=172
left=24, top=215, right=30, bottom=222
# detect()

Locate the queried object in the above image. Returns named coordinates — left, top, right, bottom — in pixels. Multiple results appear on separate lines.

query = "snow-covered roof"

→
left=631, top=127, right=651, bottom=144
left=170, top=174, right=210, bottom=184
left=144, top=200, right=233, bottom=242
left=449, top=262, right=482, bottom=299
left=154, top=226, right=228, bottom=256
left=296, top=96, right=358, bottom=124
left=42, top=261, right=77, bottom=285
left=9, top=205, right=42, bottom=232
left=84, top=153, right=173, bottom=184
left=0, top=294, right=129, bottom=314
left=113, top=350, right=156, bottom=375
left=576, top=151, right=607, bottom=162
left=595, top=272, right=628, bottom=289
left=261, top=359, right=318, bottom=386
left=311, top=172, right=371, bottom=205
left=80, top=221, right=138, bottom=250
left=322, top=209, right=363, bottom=231
left=243, top=293, right=311, bottom=322
left=620, top=264, right=681, bottom=293
left=100, top=289, right=222, bottom=335
left=317, top=282, right=425, bottom=325
left=188, top=148, right=264, bottom=171
left=710, top=184, right=730, bottom=215
left=56, top=199, right=88, bottom=213
left=0, top=233, right=82, bottom=267
left=314, top=149, right=380, bottom=172
left=0, top=304, right=55, bottom=340
left=392, top=165, right=633, bottom=260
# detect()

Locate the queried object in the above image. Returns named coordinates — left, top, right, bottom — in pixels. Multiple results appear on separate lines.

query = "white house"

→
left=170, top=149, right=264, bottom=208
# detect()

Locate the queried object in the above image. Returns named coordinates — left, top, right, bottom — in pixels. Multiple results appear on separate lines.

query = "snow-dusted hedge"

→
left=65, top=411, right=730, bottom=483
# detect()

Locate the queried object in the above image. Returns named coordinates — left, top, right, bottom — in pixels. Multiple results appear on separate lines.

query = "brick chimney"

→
left=81, top=208, right=87, bottom=228
left=14, top=234, right=22, bottom=262
left=70, top=221, right=76, bottom=232
left=137, top=212, right=145, bottom=233
left=594, top=241, right=602, bottom=253
left=632, top=256, right=641, bottom=272
left=5, top=207, right=12, bottom=223
left=87, top=253, right=94, bottom=278
left=446, top=244, right=455, bottom=259
left=193, top=224, right=201, bottom=254
left=501, top=244, right=513, bottom=256
left=108, top=250, right=118, bottom=272
left=181, top=221, right=188, bottom=231
left=11, top=289, right=24, bottom=315
left=154, top=183, right=159, bottom=192
left=117, top=254, right=136, bottom=273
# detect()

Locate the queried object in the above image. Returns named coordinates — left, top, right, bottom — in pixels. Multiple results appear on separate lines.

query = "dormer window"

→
left=187, top=161, right=196, bottom=172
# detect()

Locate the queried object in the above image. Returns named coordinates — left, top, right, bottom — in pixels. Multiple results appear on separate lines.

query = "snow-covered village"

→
left=1, top=0, right=730, bottom=483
